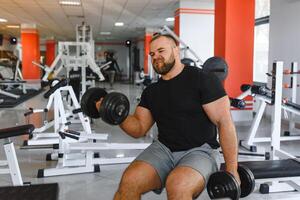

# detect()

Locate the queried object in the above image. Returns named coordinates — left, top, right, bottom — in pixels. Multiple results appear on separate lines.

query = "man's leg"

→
left=165, top=166, right=205, bottom=200
left=166, top=145, right=220, bottom=200
left=114, top=161, right=161, bottom=200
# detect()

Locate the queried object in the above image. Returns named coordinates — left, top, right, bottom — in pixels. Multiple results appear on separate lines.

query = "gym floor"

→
left=0, top=82, right=300, bottom=200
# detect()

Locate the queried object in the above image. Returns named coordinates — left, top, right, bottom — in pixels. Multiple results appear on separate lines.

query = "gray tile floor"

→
left=1, top=82, right=300, bottom=199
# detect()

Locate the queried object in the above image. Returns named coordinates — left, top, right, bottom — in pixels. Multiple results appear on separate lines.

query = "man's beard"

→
left=153, top=54, right=176, bottom=75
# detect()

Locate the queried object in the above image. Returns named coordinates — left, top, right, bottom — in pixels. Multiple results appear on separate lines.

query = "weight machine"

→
left=24, top=79, right=108, bottom=148
left=37, top=23, right=105, bottom=95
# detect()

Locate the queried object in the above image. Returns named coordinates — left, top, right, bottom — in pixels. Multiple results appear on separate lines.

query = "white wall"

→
left=269, top=0, right=300, bottom=104
left=179, top=0, right=214, bottom=63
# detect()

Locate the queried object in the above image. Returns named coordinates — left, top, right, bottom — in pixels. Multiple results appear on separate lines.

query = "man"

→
left=103, top=51, right=121, bottom=88
left=99, top=34, right=240, bottom=200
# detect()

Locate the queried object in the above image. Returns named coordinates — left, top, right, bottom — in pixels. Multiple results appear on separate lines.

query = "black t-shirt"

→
left=138, top=66, right=227, bottom=152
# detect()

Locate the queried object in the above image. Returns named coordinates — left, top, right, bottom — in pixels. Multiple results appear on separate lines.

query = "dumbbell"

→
left=207, top=165, right=255, bottom=200
left=240, top=84, right=267, bottom=95
left=80, top=87, right=130, bottom=125
left=230, top=98, right=246, bottom=109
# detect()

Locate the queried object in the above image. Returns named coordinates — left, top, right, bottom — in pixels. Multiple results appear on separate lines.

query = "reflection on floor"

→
left=0, top=82, right=300, bottom=200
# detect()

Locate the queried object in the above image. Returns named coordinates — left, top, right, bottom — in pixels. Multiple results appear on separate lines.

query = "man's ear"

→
left=173, top=46, right=180, bottom=57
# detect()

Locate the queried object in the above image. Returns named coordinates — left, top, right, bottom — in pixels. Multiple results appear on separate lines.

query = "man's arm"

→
left=119, top=106, right=155, bottom=138
left=202, top=96, right=240, bottom=182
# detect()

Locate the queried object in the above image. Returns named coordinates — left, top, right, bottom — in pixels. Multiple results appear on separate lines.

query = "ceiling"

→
left=0, top=0, right=179, bottom=42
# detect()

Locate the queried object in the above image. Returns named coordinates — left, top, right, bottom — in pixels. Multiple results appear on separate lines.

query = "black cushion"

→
left=0, top=124, right=35, bottom=139
left=0, top=183, right=58, bottom=200
left=234, top=159, right=300, bottom=179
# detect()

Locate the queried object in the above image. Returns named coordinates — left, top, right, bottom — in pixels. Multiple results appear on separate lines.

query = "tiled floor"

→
left=0, top=82, right=300, bottom=199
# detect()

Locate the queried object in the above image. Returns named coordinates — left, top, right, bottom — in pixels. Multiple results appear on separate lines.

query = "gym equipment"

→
left=34, top=83, right=150, bottom=178
left=240, top=62, right=300, bottom=153
left=0, top=87, right=43, bottom=108
left=239, top=159, right=300, bottom=194
left=0, top=124, right=34, bottom=185
left=240, top=84, right=267, bottom=96
left=81, top=87, right=129, bottom=125
left=230, top=98, right=246, bottom=109
left=236, top=61, right=300, bottom=196
left=35, top=23, right=104, bottom=96
left=0, top=124, right=59, bottom=199
left=23, top=79, right=107, bottom=148
left=0, top=183, right=59, bottom=200
left=202, top=56, right=228, bottom=81
left=207, top=165, right=255, bottom=200
left=181, top=58, right=196, bottom=67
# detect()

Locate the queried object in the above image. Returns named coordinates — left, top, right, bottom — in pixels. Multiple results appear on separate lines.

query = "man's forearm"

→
left=218, top=120, right=239, bottom=172
left=119, top=115, right=145, bottom=138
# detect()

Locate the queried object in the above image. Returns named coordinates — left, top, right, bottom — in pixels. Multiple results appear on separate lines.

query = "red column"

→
left=46, top=40, right=56, bottom=67
left=215, top=0, right=255, bottom=97
left=174, top=9, right=180, bottom=36
left=144, top=34, right=152, bottom=74
left=21, top=28, right=41, bottom=79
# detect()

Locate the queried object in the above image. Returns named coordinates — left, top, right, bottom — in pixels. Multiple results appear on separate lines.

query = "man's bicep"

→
left=202, top=96, right=231, bottom=125
left=133, top=106, right=155, bottom=133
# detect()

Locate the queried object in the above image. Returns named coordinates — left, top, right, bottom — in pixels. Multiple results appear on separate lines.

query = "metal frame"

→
left=0, top=139, right=23, bottom=186
left=25, top=85, right=107, bottom=147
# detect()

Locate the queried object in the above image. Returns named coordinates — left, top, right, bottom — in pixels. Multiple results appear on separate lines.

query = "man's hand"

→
left=95, top=98, right=103, bottom=111
left=227, top=169, right=241, bottom=185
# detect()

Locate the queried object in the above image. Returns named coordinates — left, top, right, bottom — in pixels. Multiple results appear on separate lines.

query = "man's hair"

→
left=150, top=33, right=178, bottom=46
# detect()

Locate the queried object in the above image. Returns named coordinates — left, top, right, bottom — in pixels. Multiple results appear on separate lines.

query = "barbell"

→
left=207, top=165, right=255, bottom=200
left=80, top=87, right=129, bottom=125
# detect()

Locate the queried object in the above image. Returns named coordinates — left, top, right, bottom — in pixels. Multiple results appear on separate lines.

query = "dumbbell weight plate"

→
left=99, top=92, right=130, bottom=125
left=80, top=87, right=107, bottom=118
left=202, top=56, right=228, bottom=81
left=207, top=171, right=241, bottom=200
left=238, top=165, right=255, bottom=198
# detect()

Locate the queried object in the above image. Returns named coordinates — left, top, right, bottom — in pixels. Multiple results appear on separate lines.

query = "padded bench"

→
left=0, top=124, right=34, bottom=186
left=239, top=159, right=300, bottom=179
left=222, top=159, right=300, bottom=194
left=0, top=183, right=59, bottom=200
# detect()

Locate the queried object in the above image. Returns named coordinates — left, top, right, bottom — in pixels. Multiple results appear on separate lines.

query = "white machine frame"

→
left=0, top=138, right=24, bottom=186
left=240, top=61, right=300, bottom=194
left=25, top=84, right=107, bottom=147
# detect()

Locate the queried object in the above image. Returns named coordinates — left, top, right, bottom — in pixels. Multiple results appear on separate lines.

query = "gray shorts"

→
left=135, top=140, right=221, bottom=194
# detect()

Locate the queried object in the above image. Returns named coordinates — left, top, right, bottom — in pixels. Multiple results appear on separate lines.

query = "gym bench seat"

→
left=238, top=159, right=300, bottom=179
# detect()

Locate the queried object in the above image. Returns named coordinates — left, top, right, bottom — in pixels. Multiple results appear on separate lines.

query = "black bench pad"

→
left=238, top=159, right=300, bottom=179
left=0, top=183, right=58, bottom=200
left=0, top=124, right=35, bottom=139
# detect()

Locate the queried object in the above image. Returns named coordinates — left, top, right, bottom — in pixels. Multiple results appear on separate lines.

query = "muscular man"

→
left=99, top=34, right=240, bottom=200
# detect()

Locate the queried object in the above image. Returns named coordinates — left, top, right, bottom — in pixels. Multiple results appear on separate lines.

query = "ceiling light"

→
left=114, top=22, right=124, bottom=27
left=0, top=18, right=7, bottom=22
left=100, top=31, right=111, bottom=35
left=6, top=25, right=20, bottom=28
left=59, top=1, right=81, bottom=6
left=165, top=17, right=175, bottom=22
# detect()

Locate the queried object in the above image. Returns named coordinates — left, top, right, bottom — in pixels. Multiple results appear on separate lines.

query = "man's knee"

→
left=117, top=161, right=161, bottom=195
left=118, top=169, right=141, bottom=193
left=165, top=168, right=205, bottom=198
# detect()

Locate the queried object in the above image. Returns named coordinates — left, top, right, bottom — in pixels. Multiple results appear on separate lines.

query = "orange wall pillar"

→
left=143, top=34, right=152, bottom=74
left=174, top=9, right=180, bottom=36
left=215, top=0, right=255, bottom=97
left=21, top=25, right=41, bottom=79
left=45, top=40, right=56, bottom=67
